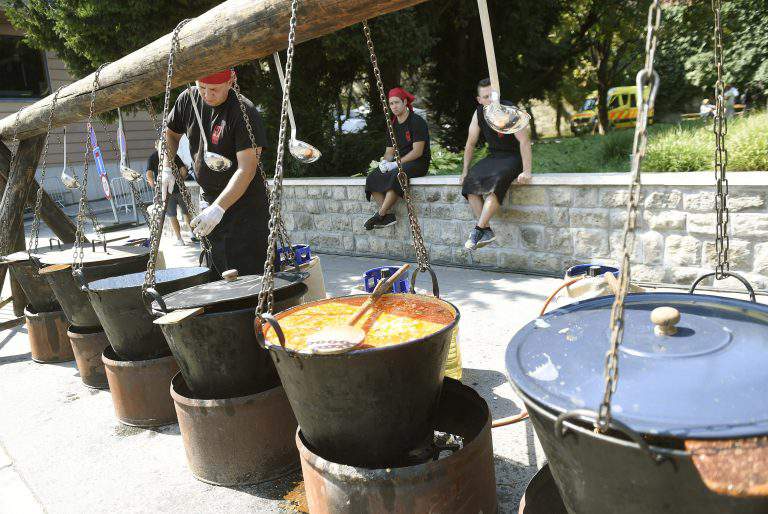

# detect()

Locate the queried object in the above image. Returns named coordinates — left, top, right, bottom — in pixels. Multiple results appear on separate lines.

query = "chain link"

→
left=72, top=64, right=110, bottom=274
left=362, top=20, right=431, bottom=272
left=598, top=0, right=661, bottom=432
left=712, top=0, right=729, bottom=279
left=256, top=0, right=299, bottom=318
left=231, top=74, right=295, bottom=266
left=29, top=86, right=64, bottom=253
left=142, top=18, right=195, bottom=294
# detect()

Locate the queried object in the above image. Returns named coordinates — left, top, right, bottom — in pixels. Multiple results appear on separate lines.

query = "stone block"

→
left=729, top=192, right=766, bottom=212
left=687, top=213, right=716, bottom=236
left=331, top=186, right=347, bottom=200
left=640, top=231, right=664, bottom=265
left=314, top=214, right=351, bottom=232
left=282, top=186, right=295, bottom=198
left=423, top=219, right=464, bottom=246
left=307, top=233, right=343, bottom=251
left=755, top=242, right=768, bottom=274
left=443, top=190, right=463, bottom=203
left=631, top=265, right=666, bottom=283
left=543, top=228, right=573, bottom=254
left=572, top=187, right=599, bottom=207
left=548, top=187, right=572, bottom=207
left=347, top=186, right=365, bottom=200
left=503, top=206, right=550, bottom=224
left=609, top=231, right=642, bottom=261
left=498, top=250, right=529, bottom=270
left=667, top=267, right=702, bottom=285
left=643, top=210, right=686, bottom=231
left=304, top=199, right=327, bottom=215
left=429, top=203, right=457, bottom=220
left=742, top=272, right=768, bottom=290
left=573, top=229, right=610, bottom=258
left=510, top=186, right=547, bottom=206
left=452, top=247, right=473, bottom=266
left=601, top=189, right=631, bottom=208
left=425, top=189, right=441, bottom=203
left=493, top=223, right=519, bottom=248
left=644, top=190, right=682, bottom=210
left=550, top=207, right=569, bottom=227
left=529, top=253, right=561, bottom=274
left=472, top=248, right=500, bottom=266
left=343, top=201, right=364, bottom=214
left=342, top=235, right=355, bottom=252
left=520, top=226, right=544, bottom=249
left=702, top=239, right=752, bottom=269
left=352, top=214, right=373, bottom=234
left=292, top=212, right=313, bottom=231
left=610, top=209, right=629, bottom=229
left=570, top=208, right=610, bottom=228
left=664, top=235, right=701, bottom=266
left=683, top=192, right=715, bottom=212
left=306, top=186, right=323, bottom=198
left=291, top=185, right=307, bottom=199
left=731, top=213, right=768, bottom=237
left=429, top=244, right=453, bottom=264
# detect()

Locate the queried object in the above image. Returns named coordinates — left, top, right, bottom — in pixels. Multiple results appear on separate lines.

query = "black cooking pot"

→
left=38, top=246, right=150, bottom=328
left=152, top=271, right=307, bottom=399
left=259, top=292, right=459, bottom=468
left=505, top=283, right=768, bottom=513
left=85, top=267, right=211, bottom=361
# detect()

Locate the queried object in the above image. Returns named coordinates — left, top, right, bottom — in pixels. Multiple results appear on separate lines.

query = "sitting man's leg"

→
left=465, top=193, right=499, bottom=250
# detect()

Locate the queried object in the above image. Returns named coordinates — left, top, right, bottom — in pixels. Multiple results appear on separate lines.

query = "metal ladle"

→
left=187, top=84, right=232, bottom=172
left=273, top=52, right=321, bottom=164
left=117, top=108, right=141, bottom=181
left=477, top=0, right=530, bottom=134
left=60, top=127, right=80, bottom=189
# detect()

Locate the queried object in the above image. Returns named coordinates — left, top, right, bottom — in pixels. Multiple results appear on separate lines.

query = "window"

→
left=0, top=36, right=49, bottom=99
left=629, top=94, right=637, bottom=107
left=607, top=95, right=620, bottom=110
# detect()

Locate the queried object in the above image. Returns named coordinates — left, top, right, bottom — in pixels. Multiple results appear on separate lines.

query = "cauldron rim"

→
left=261, top=292, right=460, bottom=357
left=88, top=266, right=209, bottom=292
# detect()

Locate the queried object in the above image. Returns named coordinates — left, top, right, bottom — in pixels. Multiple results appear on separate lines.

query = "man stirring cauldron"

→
left=163, top=69, right=269, bottom=278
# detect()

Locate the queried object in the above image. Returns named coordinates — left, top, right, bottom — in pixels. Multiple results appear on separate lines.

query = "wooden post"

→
left=0, top=141, right=78, bottom=244
left=0, top=0, right=429, bottom=140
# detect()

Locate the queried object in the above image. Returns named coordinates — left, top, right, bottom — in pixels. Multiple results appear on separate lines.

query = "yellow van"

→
left=570, top=86, right=654, bottom=135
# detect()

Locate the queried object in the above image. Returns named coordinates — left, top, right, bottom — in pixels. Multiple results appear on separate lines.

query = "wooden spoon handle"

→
left=346, top=264, right=411, bottom=326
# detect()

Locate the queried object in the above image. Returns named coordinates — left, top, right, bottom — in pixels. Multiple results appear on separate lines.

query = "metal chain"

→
left=231, top=74, right=296, bottom=266
left=598, top=0, right=661, bottom=432
left=73, top=64, right=110, bottom=274
left=256, top=0, right=299, bottom=318
left=143, top=18, right=194, bottom=293
left=362, top=20, right=431, bottom=272
left=712, top=0, right=729, bottom=279
left=29, top=86, right=64, bottom=253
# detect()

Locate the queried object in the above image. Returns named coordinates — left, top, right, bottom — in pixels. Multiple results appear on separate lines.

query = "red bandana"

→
left=199, top=69, right=234, bottom=84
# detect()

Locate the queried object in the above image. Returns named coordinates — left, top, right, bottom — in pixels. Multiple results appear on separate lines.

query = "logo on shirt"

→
left=211, top=120, right=226, bottom=145
left=405, top=130, right=411, bottom=142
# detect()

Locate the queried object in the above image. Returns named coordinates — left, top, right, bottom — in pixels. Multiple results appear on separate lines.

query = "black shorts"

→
left=365, top=158, right=430, bottom=201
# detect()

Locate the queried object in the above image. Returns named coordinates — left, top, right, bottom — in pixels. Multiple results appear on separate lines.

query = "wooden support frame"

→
left=0, top=0, right=428, bottom=140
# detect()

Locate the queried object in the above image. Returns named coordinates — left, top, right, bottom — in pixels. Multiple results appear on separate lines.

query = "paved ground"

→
left=6, top=202, right=760, bottom=513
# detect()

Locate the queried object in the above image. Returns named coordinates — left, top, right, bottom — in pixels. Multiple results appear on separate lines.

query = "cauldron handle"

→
left=689, top=271, right=756, bottom=303
left=254, top=313, right=286, bottom=349
left=411, top=267, right=440, bottom=298
left=72, top=269, right=89, bottom=292
left=143, top=287, right=167, bottom=313
left=48, top=238, right=62, bottom=250
left=555, top=409, right=667, bottom=464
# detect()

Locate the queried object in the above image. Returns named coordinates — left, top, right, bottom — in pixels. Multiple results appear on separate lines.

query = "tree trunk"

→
left=0, top=135, right=46, bottom=257
left=595, top=37, right=612, bottom=135
left=0, top=0, right=430, bottom=141
left=0, top=142, right=78, bottom=244
left=524, top=102, right=538, bottom=141
left=555, top=97, right=564, bottom=138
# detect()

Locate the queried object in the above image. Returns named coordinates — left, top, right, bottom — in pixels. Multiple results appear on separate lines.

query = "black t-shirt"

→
left=146, top=151, right=186, bottom=195
left=476, top=101, right=521, bottom=156
left=166, top=87, right=268, bottom=205
left=390, top=111, right=430, bottom=162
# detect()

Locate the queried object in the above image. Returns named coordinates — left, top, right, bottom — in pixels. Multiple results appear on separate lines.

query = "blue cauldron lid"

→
left=505, top=292, right=768, bottom=439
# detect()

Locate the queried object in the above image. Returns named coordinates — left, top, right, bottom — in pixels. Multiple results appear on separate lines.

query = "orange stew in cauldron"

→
left=263, top=294, right=455, bottom=351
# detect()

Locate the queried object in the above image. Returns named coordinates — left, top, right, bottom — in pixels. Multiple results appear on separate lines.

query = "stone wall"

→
left=176, top=173, right=768, bottom=289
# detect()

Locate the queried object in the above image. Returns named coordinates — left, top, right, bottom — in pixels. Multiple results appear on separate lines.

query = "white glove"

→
left=378, top=160, right=398, bottom=172
left=161, top=167, right=175, bottom=201
left=190, top=204, right=225, bottom=237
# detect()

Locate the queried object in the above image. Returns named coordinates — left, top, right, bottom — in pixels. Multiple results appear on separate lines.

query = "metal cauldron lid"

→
left=1, top=244, right=76, bottom=263
left=37, top=245, right=149, bottom=266
left=155, top=270, right=307, bottom=311
left=505, top=292, right=768, bottom=439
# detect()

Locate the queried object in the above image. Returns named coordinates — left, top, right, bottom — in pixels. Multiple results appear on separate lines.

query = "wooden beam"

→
left=0, top=0, right=428, bottom=140
left=0, top=135, right=46, bottom=257
left=0, top=142, right=78, bottom=243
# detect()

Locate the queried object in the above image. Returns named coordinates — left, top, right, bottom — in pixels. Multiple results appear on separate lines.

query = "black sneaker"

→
left=475, top=228, right=496, bottom=248
left=364, top=213, right=382, bottom=231
left=374, top=213, right=397, bottom=228
left=464, top=227, right=483, bottom=250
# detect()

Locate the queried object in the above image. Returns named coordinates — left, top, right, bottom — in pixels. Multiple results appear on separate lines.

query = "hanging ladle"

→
left=187, top=83, right=232, bottom=172
left=273, top=52, right=322, bottom=164
left=304, top=263, right=410, bottom=354
left=117, top=108, right=141, bottom=181
left=60, top=127, right=80, bottom=189
left=476, top=0, right=530, bottom=134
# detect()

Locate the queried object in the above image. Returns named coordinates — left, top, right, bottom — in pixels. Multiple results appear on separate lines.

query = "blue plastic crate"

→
left=566, top=263, right=620, bottom=279
left=363, top=266, right=410, bottom=294
left=277, top=244, right=312, bottom=267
